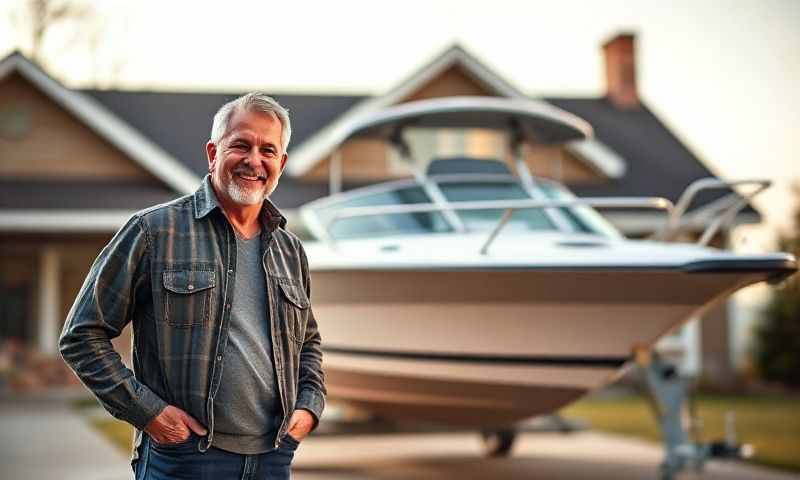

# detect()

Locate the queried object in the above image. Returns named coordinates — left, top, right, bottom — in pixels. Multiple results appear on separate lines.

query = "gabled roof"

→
left=0, top=51, right=199, bottom=194
left=281, top=44, right=626, bottom=180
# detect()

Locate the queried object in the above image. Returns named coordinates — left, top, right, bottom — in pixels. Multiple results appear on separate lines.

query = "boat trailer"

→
left=481, top=351, right=755, bottom=477
left=636, top=349, right=753, bottom=480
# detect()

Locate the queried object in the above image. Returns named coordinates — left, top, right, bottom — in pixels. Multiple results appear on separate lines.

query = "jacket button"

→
left=187, top=284, right=194, bottom=290
left=217, top=355, right=222, bottom=361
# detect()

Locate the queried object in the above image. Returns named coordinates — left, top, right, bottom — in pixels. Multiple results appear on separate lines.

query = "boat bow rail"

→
left=655, top=178, right=771, bottom=245
left=322, top=196, right=675, bottom=254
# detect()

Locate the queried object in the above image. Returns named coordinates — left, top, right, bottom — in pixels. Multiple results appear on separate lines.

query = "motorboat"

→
left=297, top=97, right=796, bottom=432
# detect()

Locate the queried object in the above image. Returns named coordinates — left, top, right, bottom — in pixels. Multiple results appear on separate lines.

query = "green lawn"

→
left=560, top=393, right=800, bottom=473
left=89, top=417, right=134, bottom=452
left=84, top=393, right=800, bottom=473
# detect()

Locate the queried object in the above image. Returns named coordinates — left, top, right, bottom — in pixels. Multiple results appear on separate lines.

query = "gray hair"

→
left=210, top=93, right=291, bottom=151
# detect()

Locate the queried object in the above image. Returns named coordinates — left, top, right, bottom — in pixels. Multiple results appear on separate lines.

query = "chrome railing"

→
left=320, top=178, right=770, bottom=252
left=655, top=178, right=770, bottom=245
left=324, top=197, right=675, bottom=254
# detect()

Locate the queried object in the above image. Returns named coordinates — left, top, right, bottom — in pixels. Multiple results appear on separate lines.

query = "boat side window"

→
left=437, top=182, right=556, bottom=232
left=317, top=186, right=453, bottom=239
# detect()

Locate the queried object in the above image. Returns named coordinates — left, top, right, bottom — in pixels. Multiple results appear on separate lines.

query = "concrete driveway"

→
left=0, top=394, right=131, bottom=480
left=1, top=396, right=797, bottom=480
left=293, top=431, right=799, bottom=480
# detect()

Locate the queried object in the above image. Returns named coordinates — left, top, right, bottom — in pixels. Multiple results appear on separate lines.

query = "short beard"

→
left=226, top=176, right=267, bottom=205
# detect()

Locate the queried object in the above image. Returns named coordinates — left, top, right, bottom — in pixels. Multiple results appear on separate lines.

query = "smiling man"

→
left=59, top=93, right=325, bottom=480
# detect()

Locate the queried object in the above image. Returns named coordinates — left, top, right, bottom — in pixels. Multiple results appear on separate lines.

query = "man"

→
left=59, top=93, right=325, bottom=479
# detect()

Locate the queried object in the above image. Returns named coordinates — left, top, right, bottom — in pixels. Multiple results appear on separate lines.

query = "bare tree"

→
left=7, top=0, right=130, bottom=88
left=10, top=0, right=93, bottom=64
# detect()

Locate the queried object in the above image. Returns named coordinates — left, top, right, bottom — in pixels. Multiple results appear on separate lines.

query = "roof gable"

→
left=0, top=52, right=199, bottom=194
left=284, top=44, right=530, bottom=178
left=283, top=44, right=625, bottom=181
left=0, top=72, right=161, bottom=181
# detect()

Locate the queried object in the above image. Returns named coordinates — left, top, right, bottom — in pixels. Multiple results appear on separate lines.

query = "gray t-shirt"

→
left=213, top=234, right=282, bottom=454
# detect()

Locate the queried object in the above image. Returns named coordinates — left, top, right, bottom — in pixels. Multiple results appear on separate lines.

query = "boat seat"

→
left=426, top=157, right=513, bottom=176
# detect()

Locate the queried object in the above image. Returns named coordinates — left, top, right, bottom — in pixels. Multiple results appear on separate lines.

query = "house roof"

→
left=82, top=89, right=365, bottom=209
left=82, top=89, right=365, bottom=178
left=544, top=97, right=755, bottom=213
left=0, top=46, right=754, bottom=221
left=82, top=89, right=751, bottom=214
left=0, top=52, right=199, bottom=194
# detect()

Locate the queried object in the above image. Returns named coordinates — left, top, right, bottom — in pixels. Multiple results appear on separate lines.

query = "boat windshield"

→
left=310, top=179, right=622, bottom=240
left=437, top=182, right=557, bottom=232
left=537, top=181, right=622, bottom=238
left=314, top=185, right=454, bottom=239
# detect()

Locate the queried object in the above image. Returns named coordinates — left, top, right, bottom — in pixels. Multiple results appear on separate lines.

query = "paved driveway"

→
left=2, top=396, right=797, bottom=480
left=0, top=396, right=131, bottom=480
left=292, top=430, right=799, bottom=480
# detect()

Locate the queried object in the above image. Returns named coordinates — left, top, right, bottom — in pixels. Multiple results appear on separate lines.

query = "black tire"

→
left=480, top=429, right=516, bottom=457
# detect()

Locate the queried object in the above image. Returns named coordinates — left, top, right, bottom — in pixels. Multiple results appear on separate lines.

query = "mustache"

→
left=232, top=166, right=267, bottom=181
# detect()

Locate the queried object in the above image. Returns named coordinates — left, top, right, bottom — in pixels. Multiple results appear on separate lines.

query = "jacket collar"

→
left=192, top=174, right=287, bottom=231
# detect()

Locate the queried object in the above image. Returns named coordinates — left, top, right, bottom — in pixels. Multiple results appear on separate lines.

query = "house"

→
left=0, top=33, right=760, bottom=387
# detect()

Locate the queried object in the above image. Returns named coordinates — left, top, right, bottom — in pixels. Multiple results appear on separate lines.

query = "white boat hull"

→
left=312, top=267, right=780, bottom=426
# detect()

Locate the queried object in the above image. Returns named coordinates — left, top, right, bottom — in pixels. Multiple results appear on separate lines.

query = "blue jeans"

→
left=134, top=432, right=298, bottom=480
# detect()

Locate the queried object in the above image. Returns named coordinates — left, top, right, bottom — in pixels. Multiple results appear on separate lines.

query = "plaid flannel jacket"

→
left=59, top=175, right=325, bottom=461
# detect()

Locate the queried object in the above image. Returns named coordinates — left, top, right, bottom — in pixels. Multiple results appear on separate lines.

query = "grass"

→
left=82, top=393, right=800, bottom=473
left=90, top=417, right=134, bottom=452
left=71, top=398, right=135, bottom=453
left=560, top=393, right=800, bottom=473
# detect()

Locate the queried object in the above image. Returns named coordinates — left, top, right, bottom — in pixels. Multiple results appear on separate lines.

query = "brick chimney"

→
left=603, top=33, right=639, bottom=109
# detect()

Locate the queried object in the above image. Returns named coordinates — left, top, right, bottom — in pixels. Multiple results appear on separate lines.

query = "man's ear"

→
left=206, top=141, right=217, bottom=172
left=279, top=153, right=288, bottom=172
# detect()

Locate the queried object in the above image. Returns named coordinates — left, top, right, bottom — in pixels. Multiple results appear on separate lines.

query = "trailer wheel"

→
left=480, top=429, right=516, bottom=457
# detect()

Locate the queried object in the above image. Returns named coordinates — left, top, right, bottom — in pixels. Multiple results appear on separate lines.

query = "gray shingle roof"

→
left=0, top=179, right=177, bottom=210
left=82, top=90, right=365, bottom=177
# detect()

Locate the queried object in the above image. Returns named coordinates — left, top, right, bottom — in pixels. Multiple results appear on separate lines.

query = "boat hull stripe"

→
left=323, top=346, right=629, bottom=368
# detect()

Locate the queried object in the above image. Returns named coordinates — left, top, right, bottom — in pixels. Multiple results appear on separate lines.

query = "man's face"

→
left=206, top=108, right=288, bottom=207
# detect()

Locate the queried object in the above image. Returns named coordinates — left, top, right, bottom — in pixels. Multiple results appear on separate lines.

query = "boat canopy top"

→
left=338, top=96, right=594, bottom=146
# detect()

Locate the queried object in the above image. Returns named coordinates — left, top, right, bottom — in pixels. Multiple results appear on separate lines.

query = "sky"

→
left=1, top=0, right=799, bottom=247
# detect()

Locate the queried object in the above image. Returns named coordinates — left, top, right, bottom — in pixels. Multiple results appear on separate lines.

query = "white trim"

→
left=565, top=138, right=627, bottom=179
left=38, top=247, right=60, bottom=355
left=378, top=45, right=526, bottom=105
left=0, top=52, right=200, bottom=194
left=0, top=210, right=135, bottom=232
left=286, top=45, right=527, bottom=178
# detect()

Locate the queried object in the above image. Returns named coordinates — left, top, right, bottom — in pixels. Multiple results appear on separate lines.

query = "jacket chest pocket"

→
left=277, top=280, right=309, bottom=344
left=162, top=270, right=216, bottom=328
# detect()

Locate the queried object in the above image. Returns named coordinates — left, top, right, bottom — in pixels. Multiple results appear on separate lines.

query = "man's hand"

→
left=144, top=405, right=207, bottom=445
left=286, top=409, right=315, bottom=442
